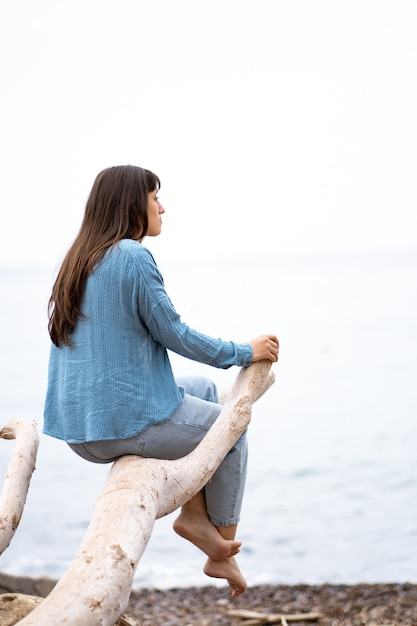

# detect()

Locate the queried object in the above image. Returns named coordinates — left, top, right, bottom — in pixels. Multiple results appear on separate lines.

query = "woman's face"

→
left=146, top=189, right=165, bottom=237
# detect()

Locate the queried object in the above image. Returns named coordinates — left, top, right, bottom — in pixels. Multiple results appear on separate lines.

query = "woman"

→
left=44, top=164, right=279, bottom=597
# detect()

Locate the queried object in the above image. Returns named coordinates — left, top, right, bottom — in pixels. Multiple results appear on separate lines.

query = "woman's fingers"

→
left=250, top=335, right=280, bottom=362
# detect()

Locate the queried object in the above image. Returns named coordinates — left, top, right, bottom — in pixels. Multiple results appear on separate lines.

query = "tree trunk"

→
left=0, top=420, right=39, bottom=556
left=15, top=361, right=274, bottom=625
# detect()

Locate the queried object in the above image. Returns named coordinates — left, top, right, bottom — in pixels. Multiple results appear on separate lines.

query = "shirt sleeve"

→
left=132, top=247, right=253, bottom=369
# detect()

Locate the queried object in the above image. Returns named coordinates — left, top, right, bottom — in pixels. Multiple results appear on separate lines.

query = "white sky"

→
left=1, top=0, right=416, bottom=267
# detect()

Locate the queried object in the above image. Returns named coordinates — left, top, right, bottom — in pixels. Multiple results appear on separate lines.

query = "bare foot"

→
left=204, top=556, right=247, bottom=598
left=173, top=511, right=241, bottom=561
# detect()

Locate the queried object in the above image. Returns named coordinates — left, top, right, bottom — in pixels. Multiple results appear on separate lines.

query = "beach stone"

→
left=0, top=572, right=56, bottom=597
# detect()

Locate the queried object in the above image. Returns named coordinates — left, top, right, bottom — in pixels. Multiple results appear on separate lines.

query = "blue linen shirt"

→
left=43, top=239, right=253, bottom=443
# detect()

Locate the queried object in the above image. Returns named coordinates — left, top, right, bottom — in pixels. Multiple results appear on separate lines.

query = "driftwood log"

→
left=228, top=608, right=323, bottom=624
left=0, top=420, right=39, bottom=556
left=3, top=361, right=274, bottom=625
left=0, top=593, right=138, bottom=626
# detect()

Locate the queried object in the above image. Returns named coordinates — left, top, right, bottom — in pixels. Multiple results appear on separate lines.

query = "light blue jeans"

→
left=68, top=376, right=248, bottom=526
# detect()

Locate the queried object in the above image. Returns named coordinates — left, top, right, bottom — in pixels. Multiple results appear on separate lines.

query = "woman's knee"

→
left=176, top=376, right=219, bottom=403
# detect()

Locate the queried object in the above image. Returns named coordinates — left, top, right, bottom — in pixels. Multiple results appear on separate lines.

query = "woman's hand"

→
left=250, top=334, right=279, bottom=362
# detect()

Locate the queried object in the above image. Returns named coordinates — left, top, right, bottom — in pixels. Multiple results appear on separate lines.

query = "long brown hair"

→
left=48, top=165, right=160, bottom=347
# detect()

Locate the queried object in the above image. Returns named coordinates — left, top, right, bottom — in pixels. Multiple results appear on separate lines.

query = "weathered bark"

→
left=16, top=361, right=274, bottom=625
left=0, top=420, right=39, bottom=556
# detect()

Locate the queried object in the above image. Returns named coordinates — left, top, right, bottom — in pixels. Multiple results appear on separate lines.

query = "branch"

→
left=227, top=608, right=323, bottom=623
left=0, top=420, right=39, bottom=556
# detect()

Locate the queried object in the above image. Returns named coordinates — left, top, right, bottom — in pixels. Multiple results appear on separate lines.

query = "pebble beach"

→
left=1, top=574, right=417, bottom=625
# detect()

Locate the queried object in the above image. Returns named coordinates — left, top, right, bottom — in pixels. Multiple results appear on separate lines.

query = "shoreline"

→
left=1, top=573, right=417, bottom=625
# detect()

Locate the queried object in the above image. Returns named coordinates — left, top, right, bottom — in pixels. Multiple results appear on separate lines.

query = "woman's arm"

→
left=133, top=246, right=278, bottom=369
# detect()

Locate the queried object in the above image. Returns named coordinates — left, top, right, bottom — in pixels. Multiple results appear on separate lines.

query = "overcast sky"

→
left=1, top=0, right=416, bottom=268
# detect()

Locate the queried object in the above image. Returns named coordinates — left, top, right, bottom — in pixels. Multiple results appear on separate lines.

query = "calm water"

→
left=0, top=249, right=416, bottom=589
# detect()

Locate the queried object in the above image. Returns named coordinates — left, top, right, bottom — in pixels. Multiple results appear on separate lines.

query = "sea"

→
left=0, top=248, right=416, bottom=590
